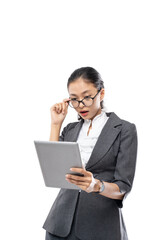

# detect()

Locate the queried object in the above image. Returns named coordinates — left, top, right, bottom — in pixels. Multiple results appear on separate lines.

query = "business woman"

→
left=43, top=67, right=138, bottom=240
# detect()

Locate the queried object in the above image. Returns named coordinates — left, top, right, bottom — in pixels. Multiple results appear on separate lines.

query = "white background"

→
left=0, top=0, right=160, bottom=239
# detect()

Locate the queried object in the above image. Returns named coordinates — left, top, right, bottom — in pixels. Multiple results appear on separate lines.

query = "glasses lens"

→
left=69, top=96, right=94, bottom=108
left=83, top=97, right=93, bottom=107
left=69, top=100, right=79, bottom=108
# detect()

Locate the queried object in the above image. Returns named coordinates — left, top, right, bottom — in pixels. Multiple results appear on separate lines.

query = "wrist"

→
left=93, top=179, right=105, bottom=193
left=51, top=123, right=62, bottom=128
left=94, top=179, right=101, bottom=192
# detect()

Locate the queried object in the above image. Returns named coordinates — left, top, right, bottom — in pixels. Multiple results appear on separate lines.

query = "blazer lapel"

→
left=85, top=112, right=122, bottom=170
left=65, top=112, right=122, bottom=170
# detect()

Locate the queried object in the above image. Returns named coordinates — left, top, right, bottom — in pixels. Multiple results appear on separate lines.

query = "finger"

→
left=64, top=100, right=69, bottom=110
left=54, top=104, right=59, bottom=113
left=70, top=168, right=92, bottom=176
left=66, top=178, right=91, bottom=192
left=66, top=174, right=91, bottom=182
left=50, top=99, right=69, bottom=113
left=66, top=178, right=90, bottom=187
left=63, top=98, right=70, bottom=103
left=50, top=104, right=57, bottom=111
left=52, top=104, right=58, bottom=113
left=62, top=101, right=67, bottom=114
left=58, top=103, right=62, bottom=113
left=63, top=97, right=70, bottom=101
left=55, top=103, right=62, bottom=114
left=63, top=99, right=70, bottom=108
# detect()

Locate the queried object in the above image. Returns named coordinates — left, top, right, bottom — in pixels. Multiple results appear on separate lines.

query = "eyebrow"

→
left=70, top=90, right=91, bottom=97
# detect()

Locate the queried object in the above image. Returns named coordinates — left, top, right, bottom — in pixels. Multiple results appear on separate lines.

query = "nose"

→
left=79, top=101, right=85, bottom=108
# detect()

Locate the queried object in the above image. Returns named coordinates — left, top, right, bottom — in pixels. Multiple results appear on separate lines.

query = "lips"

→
left=80, top=111, right=89, bottom=114
left=79, top=110, right=89, bottom=117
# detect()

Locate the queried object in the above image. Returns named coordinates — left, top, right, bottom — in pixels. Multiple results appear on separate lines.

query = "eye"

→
left=84, top=95, right=91, bottom=99
left=71, top=98, right=77, bottom=101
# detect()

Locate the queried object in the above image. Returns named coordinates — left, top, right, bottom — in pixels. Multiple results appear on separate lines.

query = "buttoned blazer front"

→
left=43, top=112, right=138, bottom=240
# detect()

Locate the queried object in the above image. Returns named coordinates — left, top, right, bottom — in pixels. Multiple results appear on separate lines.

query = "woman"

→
left=43, top=67, right=138, bottom=240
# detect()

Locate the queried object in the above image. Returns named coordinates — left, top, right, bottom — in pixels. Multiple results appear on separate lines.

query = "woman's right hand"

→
left=50, top=98, right=70, bottom=125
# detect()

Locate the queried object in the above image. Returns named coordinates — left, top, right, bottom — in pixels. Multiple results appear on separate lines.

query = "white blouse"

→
left=77, top=110, right=109, bottom=168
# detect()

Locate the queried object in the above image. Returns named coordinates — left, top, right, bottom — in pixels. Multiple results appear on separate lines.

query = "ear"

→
left=100, top=88, right=105, bottom=102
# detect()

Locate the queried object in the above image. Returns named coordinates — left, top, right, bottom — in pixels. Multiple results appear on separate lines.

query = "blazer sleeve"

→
left=58, top=122, right=78, bottom=141
left=112, top=123, right=138, bottom=208
left=58, top=123, right=72, bottom=141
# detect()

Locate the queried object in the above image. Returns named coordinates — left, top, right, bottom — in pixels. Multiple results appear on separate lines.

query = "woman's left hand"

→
left=65, top=168, right=100, bottom=193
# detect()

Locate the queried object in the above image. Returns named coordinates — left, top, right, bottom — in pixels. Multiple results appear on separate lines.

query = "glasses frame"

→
left=68, top=88, right=101, bottom=108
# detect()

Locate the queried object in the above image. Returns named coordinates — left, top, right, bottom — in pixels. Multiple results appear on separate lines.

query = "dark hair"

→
left=67, top=67, right=105, bottom=120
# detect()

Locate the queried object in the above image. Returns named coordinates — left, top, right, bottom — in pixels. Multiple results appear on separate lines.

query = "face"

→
left=68, top=78, right=105, bottom=121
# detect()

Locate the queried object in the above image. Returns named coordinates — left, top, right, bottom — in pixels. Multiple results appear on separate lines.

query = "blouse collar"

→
left=84, top=109, right=107, bottom=124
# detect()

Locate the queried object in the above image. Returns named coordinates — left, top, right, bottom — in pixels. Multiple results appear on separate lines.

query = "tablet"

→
left=34, top=140, right=85, bottom=190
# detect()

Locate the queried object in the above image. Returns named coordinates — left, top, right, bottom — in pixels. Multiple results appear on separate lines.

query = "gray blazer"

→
left=43, top=112, right=138, bottom=240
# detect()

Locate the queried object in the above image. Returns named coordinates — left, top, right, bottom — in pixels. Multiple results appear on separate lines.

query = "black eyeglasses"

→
left=68, top=89, right=101, bottom=108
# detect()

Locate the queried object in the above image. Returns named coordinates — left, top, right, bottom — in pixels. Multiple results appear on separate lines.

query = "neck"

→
left=90, top=108, right=102, bottom=121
